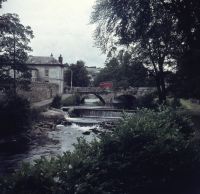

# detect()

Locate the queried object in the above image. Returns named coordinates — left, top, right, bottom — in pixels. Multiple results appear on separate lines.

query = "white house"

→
left=27, top=54, right=66, bottom=94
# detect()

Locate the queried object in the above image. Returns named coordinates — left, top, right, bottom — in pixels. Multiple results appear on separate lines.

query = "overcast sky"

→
left=1, top=0, right=106, bottom=67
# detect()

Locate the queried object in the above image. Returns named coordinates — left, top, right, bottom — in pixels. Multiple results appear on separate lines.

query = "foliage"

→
left=165, top=0, right=200, bottom=50
left=30, top=108, right=42, bottom=122
left=64, top=61, right=89, bottom=87
left=1, top=107, right=200, bottom=194
left=136, top=93, right=157, bottom=109
left=0, top=0, right=6, bottom=8
left=0, top=93, right=31, bottom=137
left=91, top=0, right=188, bottom=103
left=162, top=1, right=200, bottom=99
left=114, top=94, right=137, bottom=109
left=51, top=95, right=62, bottom=109
left=94, top=50, right=155, bottom=88
left=61, top=94, right=81, bottom=106
left=165, top=98, right=181, bottom=109
left=0, top=13, right=34, bottom=91
left=169, top=50, right=200, bottom=99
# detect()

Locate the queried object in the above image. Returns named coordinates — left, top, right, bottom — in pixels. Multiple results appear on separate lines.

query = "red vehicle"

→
left=99, top=81, right=113, bottom=90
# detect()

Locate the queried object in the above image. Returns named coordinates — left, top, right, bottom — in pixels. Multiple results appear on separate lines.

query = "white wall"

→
left=30, top=65, right=64, bottom=94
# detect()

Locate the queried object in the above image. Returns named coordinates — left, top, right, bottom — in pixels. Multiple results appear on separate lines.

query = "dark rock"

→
left=82, top=131, right=91, bottom=135
left=90, top=128, right=100, bottom=134
left=62, top=120, right=72, bottom=126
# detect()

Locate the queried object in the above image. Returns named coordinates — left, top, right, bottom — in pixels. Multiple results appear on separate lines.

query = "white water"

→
left=23, top=123, right=97, bottom=163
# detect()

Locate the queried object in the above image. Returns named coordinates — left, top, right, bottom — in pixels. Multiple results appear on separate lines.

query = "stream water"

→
left=0, top=95, right=125, bottom=175
left=0, top=124, right=96, bottom=174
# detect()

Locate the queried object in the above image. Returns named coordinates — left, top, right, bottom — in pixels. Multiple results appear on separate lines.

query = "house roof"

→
left=27, top=56, right=65, bottom=67
left=26, top=56, right=67, bottom=67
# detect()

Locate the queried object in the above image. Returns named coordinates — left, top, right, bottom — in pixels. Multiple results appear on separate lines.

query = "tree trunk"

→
left=13, top=32, right=16, bottom=95
left=155, top=73, right=163, bottom=103
left=159, top=62, right=166, bottom=103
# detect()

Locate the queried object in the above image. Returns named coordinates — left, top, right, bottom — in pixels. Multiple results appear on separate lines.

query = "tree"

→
left=91, top=0, right=185, bottom=103
left=0, top=13, right=34, bottom=92
left=94, top=49, right=155, bottom=88
left=164, top=0, right=200, bottom=50
left=169, top=49, right=200, bottom=99
left=163, top=0, right=200, bottom=99
left=64, top=60, right=89, bottom=87
left=0, top=0, right=6, bottom=8
left=0, top=93, right=31, bottom=137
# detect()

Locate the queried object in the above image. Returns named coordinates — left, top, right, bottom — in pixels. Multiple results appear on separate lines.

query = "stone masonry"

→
left=17, top=82, right=59, bottom=103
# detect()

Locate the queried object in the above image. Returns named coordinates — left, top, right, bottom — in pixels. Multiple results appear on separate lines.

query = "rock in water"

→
left=82, top=131, right=90, bottom=135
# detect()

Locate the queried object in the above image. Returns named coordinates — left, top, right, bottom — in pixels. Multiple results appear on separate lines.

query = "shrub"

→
left=114, top=94, right=137, bottom=109
left=136, top=93, right=157, bottom=109
left=61, top=94, right=81, bottom=106
left=0, top=94, right=31, bottom=137
left=30, top=108, right=42, bottom=122
left=1, top=107, right=200, bottom=194
left=51, top=95, right=62, bottom=109
left=166, top=97, right=181, bottom=109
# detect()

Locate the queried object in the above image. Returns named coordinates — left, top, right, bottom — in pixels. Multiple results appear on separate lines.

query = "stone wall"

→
left=17, top=82, right=59, bottom=103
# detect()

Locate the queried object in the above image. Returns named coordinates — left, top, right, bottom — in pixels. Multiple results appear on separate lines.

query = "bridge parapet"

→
left=66, top=87, right=156, bottom=104
left=67, top=87, right=109, bottom=94
left=66, top=87, right=156, bottom=95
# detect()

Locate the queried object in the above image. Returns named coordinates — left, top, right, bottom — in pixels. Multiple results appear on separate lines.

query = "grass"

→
left=180, top=99, right=200, bottom=114
left=180, top=99, right=200, bottom=130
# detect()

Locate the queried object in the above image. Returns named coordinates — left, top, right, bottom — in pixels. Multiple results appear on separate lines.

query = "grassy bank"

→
left=180, top=99, right=200, bottom=130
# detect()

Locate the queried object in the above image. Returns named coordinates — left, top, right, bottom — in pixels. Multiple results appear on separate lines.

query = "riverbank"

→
left=29, top=108, right=66, bottom=145
left=180, top=99, right=200, bottom=129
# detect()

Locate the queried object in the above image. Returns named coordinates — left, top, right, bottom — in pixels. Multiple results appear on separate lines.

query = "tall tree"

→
left=162, top=0, right=200, bottom=99
left=94, top=49, right=154, bottom=88
left=91, top=0, right=185, bottom=103
left=0, top=13, right=34, bottom=91
left=169, top=50, right=200, bottom=99
left=164, top=0, right=200, bottom=50
left=0, top=0, right=6, bottom=8
left=64, top=60, right=89, bottom=87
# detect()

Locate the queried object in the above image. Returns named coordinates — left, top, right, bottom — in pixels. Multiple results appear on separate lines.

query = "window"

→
left=45, top=69, right=49, bottom=77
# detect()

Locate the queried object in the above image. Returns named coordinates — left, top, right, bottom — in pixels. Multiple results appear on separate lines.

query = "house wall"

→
left=30, top=65, right=64, bottom=94
left=31, top=69, right=38, bottom=82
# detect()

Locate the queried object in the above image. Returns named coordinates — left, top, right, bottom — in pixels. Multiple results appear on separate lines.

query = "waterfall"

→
left=78, top=109, right=123, bottom=118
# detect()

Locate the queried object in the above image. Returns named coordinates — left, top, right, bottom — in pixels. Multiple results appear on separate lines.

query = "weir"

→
left=61, top=106, right=135, bottom=124
left=62, top=106, right=135, bottom=117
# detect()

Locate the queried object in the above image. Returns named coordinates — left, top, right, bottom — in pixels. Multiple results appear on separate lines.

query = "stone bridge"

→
left=66, top=87, right=156, bottom=105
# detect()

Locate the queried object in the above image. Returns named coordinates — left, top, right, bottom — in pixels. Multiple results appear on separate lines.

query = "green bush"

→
left=1, top=107, right=200, bottom=194
left=30, top=108, right=42, bottom=122
left=166, top=97, right=181, bottom=109
left=0, top=94, right=31, bottom=137
left=51, top=95, right=62, bottom=109
left=136, top=93, right=157, bottom=109
left=61, top=94, right=81, bottom=106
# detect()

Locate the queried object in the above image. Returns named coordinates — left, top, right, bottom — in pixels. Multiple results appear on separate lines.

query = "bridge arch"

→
left=80, top=93, right=106, bottom=105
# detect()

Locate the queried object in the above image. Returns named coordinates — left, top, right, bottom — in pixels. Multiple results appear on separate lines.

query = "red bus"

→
left=99, top=81, right=113, bottom=89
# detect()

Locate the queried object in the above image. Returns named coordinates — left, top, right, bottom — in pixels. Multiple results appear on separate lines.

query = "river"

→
left=0, top=95, right=124, bottom=175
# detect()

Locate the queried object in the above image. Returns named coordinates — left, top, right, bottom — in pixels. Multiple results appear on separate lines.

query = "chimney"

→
left=58, top=54, right=63, bottom=64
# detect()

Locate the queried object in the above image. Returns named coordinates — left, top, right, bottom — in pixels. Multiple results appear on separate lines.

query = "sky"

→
left=1, top=0, right=106, bottom=67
